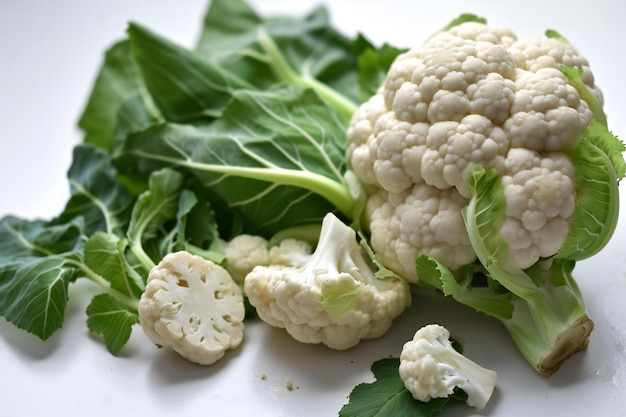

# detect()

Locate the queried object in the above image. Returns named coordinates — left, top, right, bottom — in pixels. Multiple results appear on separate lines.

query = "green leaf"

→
left=356, top=35, right=406, bottom=102
left=78, top=40, right=148, bottom=151
left=126, top=168, right=186, bottom=271
left=127, top=22, right=253, bottom=124
left=319, top=278, right=362, bottom=316
left=155, top=189, right=225, bottom=263
left=115, top=85, right=353, bottom=236
left=440, top=14, right=487, bottom=31
left=462, top=168, right=537, bottom=298
left=545, top=29, right=569, bottom=43
left=195, top=0, right=359, bottom=119
left=55, top=145, right=135, bottom=236
left=112, top=93, right=162, bottom=155
left=86, top=293, right=139, bottom=354
left=557, top=120, right=624, bottom=260
left=415, top=255, right=513, bottom=320
left=339, top=358, right=466, bottom=417
left=559, top=66, right=607, bottom=127
left=85, top=232, right=144, bottom=297
left=0, top=255, right=80, bottom=340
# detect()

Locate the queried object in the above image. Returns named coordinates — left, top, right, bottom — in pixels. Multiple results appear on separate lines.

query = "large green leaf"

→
left=127, top=22, right=253, bottom=124
left=0, top=216, right=83, bottom=263
left=197, top=0, right=359, bottom=101
left=78, top=40, right=148, bottom=151
left=557, top=120, right=624, bottom=260
left=115, top=85, right=353, bottom=237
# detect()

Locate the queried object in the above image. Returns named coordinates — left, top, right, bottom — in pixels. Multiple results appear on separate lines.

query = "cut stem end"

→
left=537, top=315, right=594, bottom=377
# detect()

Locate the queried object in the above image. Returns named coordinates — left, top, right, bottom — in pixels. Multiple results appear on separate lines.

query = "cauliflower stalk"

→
left=244, top=212, right=411, bottom=349
left=399, top=324, right=497, bottom=410
left=347, top=18, right=625, bottom=375
left=139, top=251, right=245, bottom=365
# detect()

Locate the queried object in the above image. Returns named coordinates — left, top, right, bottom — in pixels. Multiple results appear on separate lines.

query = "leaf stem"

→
left=255, top=28, right=358, bottom=121
left=69, top=259, right=140, bottom=311
left=125, top=149, right=356, bottom=219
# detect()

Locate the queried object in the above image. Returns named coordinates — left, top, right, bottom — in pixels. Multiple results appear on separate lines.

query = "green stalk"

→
left=462, top=168, right=594, bottom=376
left=68, top=259, right=140, bottom=311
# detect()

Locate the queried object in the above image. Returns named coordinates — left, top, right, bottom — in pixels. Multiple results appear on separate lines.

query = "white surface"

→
left=1, top=1, right=625, bottom=416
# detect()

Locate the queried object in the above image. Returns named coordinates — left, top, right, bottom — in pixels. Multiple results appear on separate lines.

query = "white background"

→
left=1, top=1, right=625, bottom=416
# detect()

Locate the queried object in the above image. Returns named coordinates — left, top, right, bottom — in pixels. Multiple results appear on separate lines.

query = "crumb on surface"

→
left=286, top=378, right=294, bottom=391
left=261, top=373, right=267, bottom=380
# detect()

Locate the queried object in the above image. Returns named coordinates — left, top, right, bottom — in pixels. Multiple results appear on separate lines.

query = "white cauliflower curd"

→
left=347, top=21, right=601, bottom=281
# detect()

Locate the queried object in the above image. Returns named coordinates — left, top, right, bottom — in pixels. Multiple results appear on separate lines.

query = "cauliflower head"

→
left=138, top=251, right=245, bottom=365
left=347, top=21, right=601, bottom=281
left=244, top=213, right=410, bottom=350
left=399, top=324, right=497, bottom=410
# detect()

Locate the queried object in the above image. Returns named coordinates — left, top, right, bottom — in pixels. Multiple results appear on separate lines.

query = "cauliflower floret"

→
left=268, top=238, right=312, bottom=267
left=505, top=67, right=592, bottom=152
left=138, top=251, right=245, bottom=365
left=501, top=148, right=576, bottom=268
left=371, top=112, right=429, bottom=193
left=421, top=114, right=509, bottom=197
left=222, top=234, right=269, bottom=284
left=244, top=213, right=410, bottom=349
left=399, top=324, right=497, bottom=410
left=366, top=185, right=475, bottom=282
left=347, top=20, right=599, bottom=277
left=508, top=36, right=603, bottom=104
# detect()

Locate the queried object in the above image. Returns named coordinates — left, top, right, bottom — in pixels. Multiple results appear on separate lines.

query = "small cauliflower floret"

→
left=222, top=234, right=269, bottom=284
left=505, top=67, right=592, bottom=152
left=399, top=324, right=497, bottom=410
left=501, top=148, right=576, bottom=268
left=366, top=185, right=475, bottom=282
left=421, top=114, right=509, bottom=198
left=268, top=238, right=312, bottom=267
left=138, top=251, right=245, bottom=365
left=244, top=213, right=411, bottom=349
left=508, top=36, right=603, bottom=103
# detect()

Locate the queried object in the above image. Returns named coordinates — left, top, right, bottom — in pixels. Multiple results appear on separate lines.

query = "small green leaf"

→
left=339, top=358, right=466, bottom=417
left=441, top=14, right=487, bottom=31
left=545, top=29, right=569, bottom=43
left=84, top=232, right=145, bottom=297
left=356, top=36, right=406, bottom=102
left=559, top=65, right=607, bottom=127
left=86, top=293, right=139, bottom=354
left=55, top=145, right=135, bottom=236
left=126, top=168, right=186, bottom=271
left=0, top=255, right=80, bottom=340
left=415, top=255, right=513, bottom=320
left=319, top=278, right=362, bottom=316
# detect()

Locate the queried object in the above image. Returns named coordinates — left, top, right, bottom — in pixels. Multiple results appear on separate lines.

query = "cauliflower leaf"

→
left=339, top=358, right=467, bottom=417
